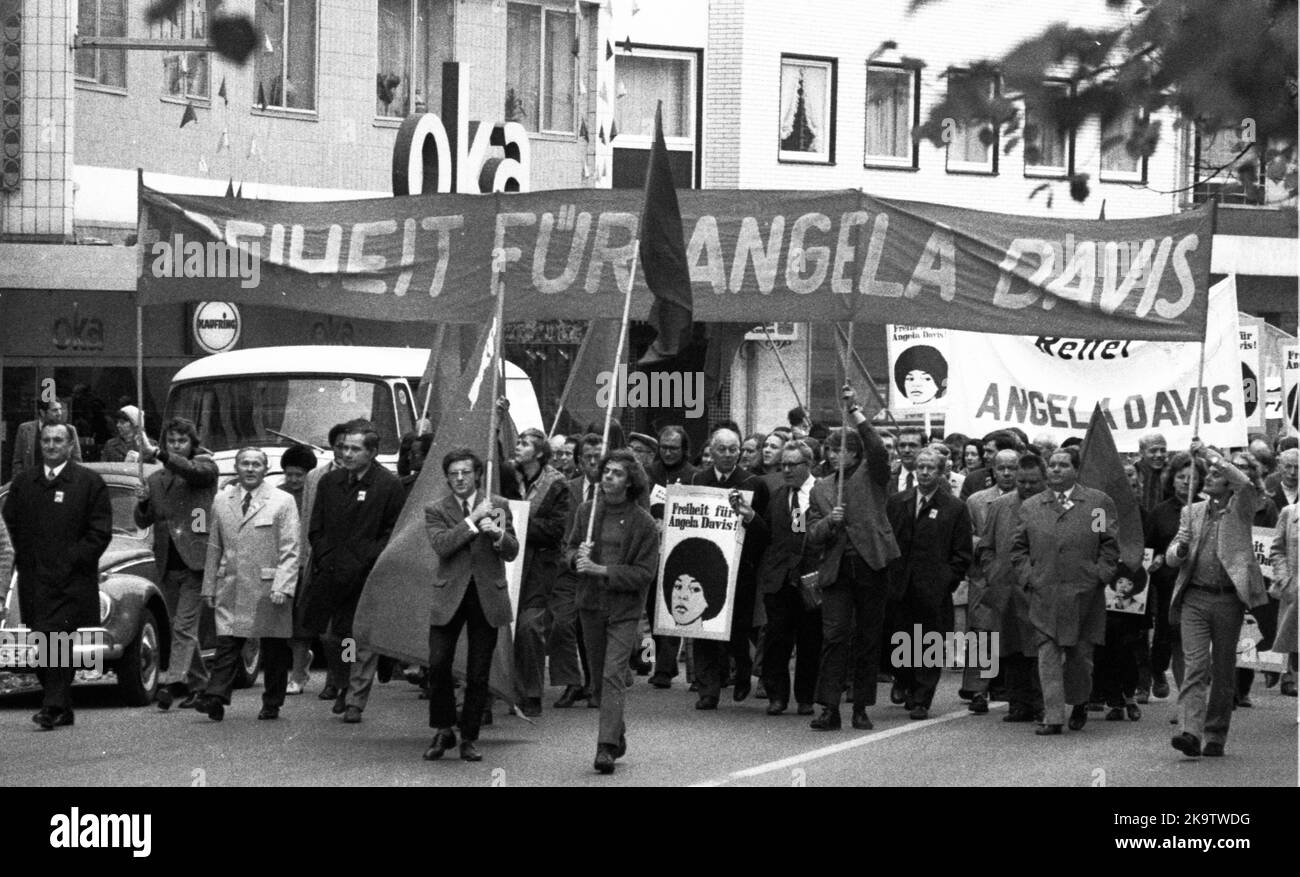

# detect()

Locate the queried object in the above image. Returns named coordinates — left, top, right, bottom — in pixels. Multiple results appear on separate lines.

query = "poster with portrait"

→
left=1283, top=342, right=1300, bottom=436
left=653, top=485, right=750, bottom=642
left=886, top=325, right=951, bottom=412
left=1105, top=548, right=1153, bottom=615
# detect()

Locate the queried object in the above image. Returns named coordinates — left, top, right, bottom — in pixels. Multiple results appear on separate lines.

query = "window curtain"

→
left=542, top=11, right=574, bottom=131
left=779, top=62, right=824, bottom=153
left=506, top=3, right=540, bottom=131
left=865, top=69, right=908, bottom=158
left=377, top=0, right=412, bottom=116
left=616, top=55, right=689, bottom=137
left=284, top=0, right=317, bottom=109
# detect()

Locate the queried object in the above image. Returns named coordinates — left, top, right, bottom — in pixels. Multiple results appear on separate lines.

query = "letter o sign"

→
left=392, top=114, right=453, bottom=196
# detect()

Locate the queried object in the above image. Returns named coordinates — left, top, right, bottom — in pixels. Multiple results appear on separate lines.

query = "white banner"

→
left=886, top=325, right=951, bottom=412
left=1251, top=526, right=1276, bottom=582
left=1284, top=342, right=1300, bottom=435
left=1239, top=317, right=1264, bottom=430
left=946, top=277, right=1247, bottom=453
left=652, top=484, right=749, bottom=642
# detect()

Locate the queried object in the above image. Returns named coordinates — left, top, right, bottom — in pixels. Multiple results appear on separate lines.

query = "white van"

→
left=165, top=346, right=542, bottom=478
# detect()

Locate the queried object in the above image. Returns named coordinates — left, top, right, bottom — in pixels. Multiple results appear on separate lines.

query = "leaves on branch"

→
left=1069, top=173, right=1091, bottom=203
left=210, top=14, right=259, bottom=65
left=145, top=0, right=184, bottom=25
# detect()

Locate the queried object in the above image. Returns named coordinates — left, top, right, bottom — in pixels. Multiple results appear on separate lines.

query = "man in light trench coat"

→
left=196, top=447, right=300, bottom=721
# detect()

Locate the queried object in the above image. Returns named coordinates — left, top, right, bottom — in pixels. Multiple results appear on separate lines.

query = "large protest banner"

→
left=886, top=325, right=951, bottom=413
left=653, top=484, right=749, bottom=642
left=137, top=184, right=1214, bottom=341
left=945, top=277, right=1246, bottom=452
left=1239, top=316, right=1264, bottom=430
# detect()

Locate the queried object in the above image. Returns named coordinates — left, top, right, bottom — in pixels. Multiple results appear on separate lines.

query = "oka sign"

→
left=392, top=62, right=530, bottom=196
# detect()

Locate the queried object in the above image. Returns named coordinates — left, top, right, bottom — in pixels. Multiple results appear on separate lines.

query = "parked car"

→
left=0, top=463, right=259, bottom=706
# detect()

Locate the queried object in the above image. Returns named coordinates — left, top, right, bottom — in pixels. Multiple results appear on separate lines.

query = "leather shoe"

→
left=1202, top=741, right=1224, bottom=757
left=889, top=683, right=906, bottom=705
left=593, top=745, right=616, bottom=774
left=1105, top=706, right=1124, bottom=721
left=695, top=695, right=719, bottom=710
left=797, top=702, right=814, bottom=716
left=851, top=709, right=873, bottom=730
left=422, top=728, right=457, bottom=760
left=318, top=685, right=340, bottom=701
left=553, top=685, right=587, bottom=707
left=648, top=676, right=672, bottom=690
left=520, top=697, right=542, bottom=718
left=1234, top=693, right=1253, bottom=708
left=733, top=678, right=752, bottom=702
left=199, top=697, right=224, bottom=722
left=766, top=699, right=788, bottom=716
left=257, top=707, right=279, bottom=720
left=35, top=709, right=74, bottom=730
left=343, top=706, right=362, bottom=723
left=810, top=707, right=841, bottom=731
left=459, top=740, right=483, bottom=762
left=969, top=694, right=989, bottom=714
left=1152, top=672, right=1171, bottom=699
left=956, top=688, right=973, bottom=702
left=1171, top=732, right=1202, bottom=757
left=155, top=683, right=177, bottom=710
left=1003, top=708, right=1034, bottom=723
left=1125, top=703, right=1142, bottom=721
left=1035, top=723, right=1062, bottom=735
left=1282, top=680, right=1298, bottom=697
left=178, top=692, right=202, bottom=710
left=908, top=705, right=929, bottom=721
left=331, top=693, right=347, bottom=715
left=1068, top=704, right=1088, bottom=731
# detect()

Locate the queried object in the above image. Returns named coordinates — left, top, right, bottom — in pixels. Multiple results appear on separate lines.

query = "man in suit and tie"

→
left=688, top=427, right=770, bottom=709
left=1011, top=446, right=1119, bottom=735
left=890, top=428, right=926, bottom=496
left=885, top=449, right=973, bottom=719
left=423, top=448, right=519, bottom=763
left=196, top=447, right=300, bottom=721
left=304, top=423, right=407, bottom=723
left=978, top=454, right=1048, bottom=722
left=10, top=398, right=82, bottom=482
left=805, top=385, right=900, bottom=731
left=133, top=416, right=218, bottom=711
left=1166, top=447, right=1269, bottom=758
left=961, top=449, right=1020, bottom=713
left=757, top=439, right=822, bottom=716
left=548, top=433, right=604, bottom=708
left=1, top=422, right=111, bottom=730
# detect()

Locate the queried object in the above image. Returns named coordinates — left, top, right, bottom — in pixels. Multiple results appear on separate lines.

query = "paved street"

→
left=2, top=669, right=1295, bottom=787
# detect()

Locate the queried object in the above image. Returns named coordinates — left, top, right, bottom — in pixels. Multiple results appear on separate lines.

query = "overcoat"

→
left=202, top=481, right=300, bottom=638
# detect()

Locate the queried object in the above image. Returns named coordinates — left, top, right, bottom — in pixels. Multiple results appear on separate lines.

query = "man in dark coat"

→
left=304, top=424, right=406, bottom=722
left=886, top=449, right=973, bottom=719
left=2, top=422, right=111, bottom=729
left=688, top=427, right=770, bottom=709
left=501, top=428, right=570, bottom=717
left=548, top=433, right=604, bottom=708
left=133, top=416, right=218, bottom=710
left=805, top=386, right=900, bottom=731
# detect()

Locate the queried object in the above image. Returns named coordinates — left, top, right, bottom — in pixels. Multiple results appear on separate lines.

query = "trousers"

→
left=427, top=584, right=498, bottom=741
left=206, top=636, right=291, bottom=708
left=580, top=608, right=639, bottom=747
left=1178, top=587, right=1245, bottom=747
left=160, top=566, right=209, bottom=690
left=816, top=555, right=888, bottom=709
left=1037, top=638, right=1094, bottom=726
left=762, top=585, right=822, bottom=706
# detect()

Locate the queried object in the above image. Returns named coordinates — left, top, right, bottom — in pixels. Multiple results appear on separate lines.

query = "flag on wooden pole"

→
left=636, top=101, right=692, bottom=366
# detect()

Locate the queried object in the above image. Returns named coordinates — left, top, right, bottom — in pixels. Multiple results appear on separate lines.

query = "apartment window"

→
left=153, top=0, right=209, bottom=101
left=75, top=0, right=126, bottom=89
left=377, top=0, right=452, bottom=118
left=614, top=51, right=694, bottom=139
left=779, top=55, right=835, bottom=164
left=1023, top=81, right=1071, bottom=177
left=1191, top=126, right=1269, bottom=206
left=1100, top=111, right=1146, bottom=182
left=945, top=70, right=997, bottom=174
left=864, top=64, right=917, bottom=168
left=506, top=3, right=577, bottom=134
left=255, top=0, right=318, bottom=112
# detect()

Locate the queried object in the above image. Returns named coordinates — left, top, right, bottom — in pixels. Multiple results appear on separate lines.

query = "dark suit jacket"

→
left=10, top=420, right=81, bottom=481
left=886, top=487, right=973, bottom=610
left=757, top=481, right=818, bottom=595
left=2, top=462, right=110, bottom=631
left=689, top=465, right=770, bottom=629
left=960, top=467, right=991, bottom=500
left=426, top=491, right=519, bottom=628
left=303, top=464, right=407, bottom=635
left=805, top=420, right=900, bottom=585
left=134, top=450, right=218, bottom=571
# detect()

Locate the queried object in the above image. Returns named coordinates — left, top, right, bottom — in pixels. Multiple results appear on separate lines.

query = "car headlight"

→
left=99, top=592, right=112, bottom=624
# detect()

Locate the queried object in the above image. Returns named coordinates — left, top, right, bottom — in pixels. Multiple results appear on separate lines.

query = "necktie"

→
left=585, top=482, right=594, bottom=502
left=906, top=471, right=915, bottom=491
left=917, top=494, right=926, bottom=519
left=242, top=491, right=252, bottom=516
left=790, top=489, right=801, bottom=534
left=463, top=498, right=472, bottom=518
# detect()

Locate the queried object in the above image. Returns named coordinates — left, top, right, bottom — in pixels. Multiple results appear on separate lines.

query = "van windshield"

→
left=167, top=377, right=399, bottom=454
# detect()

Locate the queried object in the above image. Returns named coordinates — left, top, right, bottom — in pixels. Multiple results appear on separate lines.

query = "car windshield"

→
left=166, top=376, right=399, bottom=454
left=109, top=485, right=145, bottom=537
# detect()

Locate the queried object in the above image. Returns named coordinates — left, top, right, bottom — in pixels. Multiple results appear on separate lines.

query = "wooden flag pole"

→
left=135, top=303, right=145, bottom=481
left=1187, top=339, right=1209, bottom=501
left=418, top=323, right=447, bottom=431
left=836, top=321, right=855, bottom=508
left=484, top=271, right=507, bottom=497
left=761, top=323, right=806, bottom=414
left=585, top=244, right=639, bottom=544
left=832, top=322, right=902, bottom=439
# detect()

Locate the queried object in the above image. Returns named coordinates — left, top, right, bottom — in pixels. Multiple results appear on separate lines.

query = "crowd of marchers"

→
left=0, top=388, right=1295, bottom=774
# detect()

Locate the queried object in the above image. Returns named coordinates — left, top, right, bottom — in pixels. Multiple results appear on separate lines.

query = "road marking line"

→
left=690, top=702, right=1007, bottom=787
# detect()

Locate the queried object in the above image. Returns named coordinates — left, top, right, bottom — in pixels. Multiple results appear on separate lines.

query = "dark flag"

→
left=179, top=102, right=198, bottom=128
left=636, top=101, right=693, bottom=366
left=556, top=318, right=624, bottom=436
left=224, top=178, right=235, bottom=198
left=1078, top=404, right=1144, bottom=569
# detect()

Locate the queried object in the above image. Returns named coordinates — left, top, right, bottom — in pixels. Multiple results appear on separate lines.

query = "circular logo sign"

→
left=192, top=302, right=241, bottom=354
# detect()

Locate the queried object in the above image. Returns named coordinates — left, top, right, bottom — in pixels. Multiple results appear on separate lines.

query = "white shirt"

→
left=895, top=466, right=917, bottom=494
left=1054, top=485, right=1077, bottom=508
left=45, top=462, right=68, bottom=481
